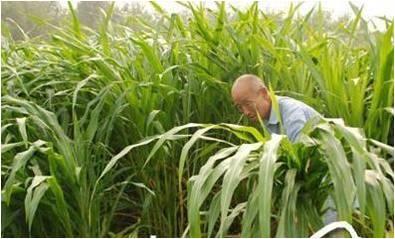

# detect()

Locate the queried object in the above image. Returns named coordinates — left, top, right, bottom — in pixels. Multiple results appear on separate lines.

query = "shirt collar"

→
left=266, top=97, right=281, bottom=125
left=266, top=105, right=278, bottom=125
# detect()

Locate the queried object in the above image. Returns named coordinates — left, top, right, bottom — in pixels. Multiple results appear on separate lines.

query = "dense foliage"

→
left=1, top=2, right=393, bottom=237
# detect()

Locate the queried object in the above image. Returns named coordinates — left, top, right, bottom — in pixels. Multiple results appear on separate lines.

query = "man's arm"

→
left=283, top=108, right=308, bottom=143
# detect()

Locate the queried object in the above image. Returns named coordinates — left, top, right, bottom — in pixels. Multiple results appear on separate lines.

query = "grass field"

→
left=1, top=2, right=394, bottom=237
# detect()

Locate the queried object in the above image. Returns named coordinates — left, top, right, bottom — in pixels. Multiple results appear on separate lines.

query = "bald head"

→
left=231, top=74, right=266, bottom=99
left=231, top=74, right=271, bottom=121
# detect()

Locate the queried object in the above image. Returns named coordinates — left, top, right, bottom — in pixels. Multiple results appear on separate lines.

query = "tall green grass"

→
left=114, top=118, right=390, bottom=237
left=1, top=2, right=394, bottom=237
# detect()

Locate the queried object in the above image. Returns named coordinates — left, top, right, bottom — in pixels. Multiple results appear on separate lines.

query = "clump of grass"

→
left=105, top=117, right=393, bottom=237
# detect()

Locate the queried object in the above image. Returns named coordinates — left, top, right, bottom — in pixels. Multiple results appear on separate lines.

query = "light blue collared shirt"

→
left=264, top=96, right=321, bottom=142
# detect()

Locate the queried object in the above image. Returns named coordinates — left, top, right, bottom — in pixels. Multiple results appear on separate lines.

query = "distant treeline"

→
left=1, top=1, right=382, bottom=43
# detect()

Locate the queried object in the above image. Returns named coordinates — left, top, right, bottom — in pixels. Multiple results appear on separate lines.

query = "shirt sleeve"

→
left=283, top=108, right=308, bottom=143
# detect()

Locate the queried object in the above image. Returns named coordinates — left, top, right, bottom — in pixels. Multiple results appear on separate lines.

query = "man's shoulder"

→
left=277, top=96, right=319, bottom=118
left=277, top=96, right=307, bottom=110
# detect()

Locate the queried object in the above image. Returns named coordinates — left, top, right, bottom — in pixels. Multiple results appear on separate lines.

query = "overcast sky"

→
left=58, top=0, right=393, bottom=30
left=56, top=0, right=393, bottom=17
left=141, top=0, right=393, bottom=18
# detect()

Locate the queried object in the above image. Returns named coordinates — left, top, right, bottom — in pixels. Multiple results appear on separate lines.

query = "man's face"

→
left=232, top=87, right=271, bottom=122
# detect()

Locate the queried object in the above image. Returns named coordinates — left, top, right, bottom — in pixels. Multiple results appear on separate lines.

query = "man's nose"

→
left=242, top=108, right=252, bottom=116
left=241, top=106, right=249, bottom=115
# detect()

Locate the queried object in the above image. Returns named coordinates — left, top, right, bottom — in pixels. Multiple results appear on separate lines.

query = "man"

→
left=232, top=74, right=341, bottom=232
left=231, top=74, right=320, bottom=142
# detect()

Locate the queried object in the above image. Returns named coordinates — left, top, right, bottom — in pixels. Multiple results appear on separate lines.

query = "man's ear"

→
left=259, top=87, right=268, bottom=98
